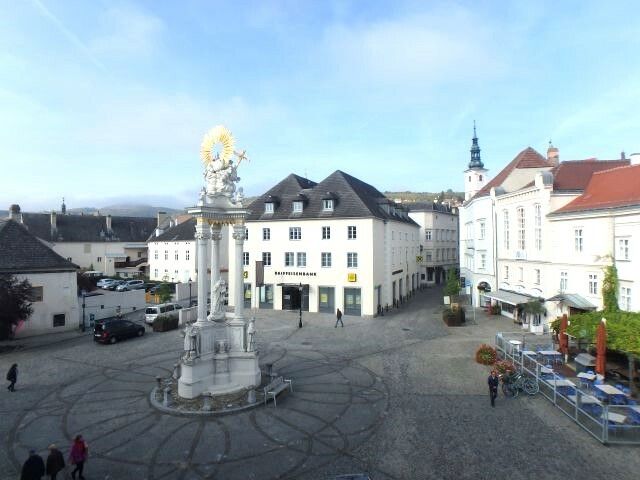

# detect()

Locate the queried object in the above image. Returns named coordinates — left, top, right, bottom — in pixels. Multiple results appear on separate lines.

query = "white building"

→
left=147, top=217, right=230, bottom=284
left=237, top=171, right=421, bottom=317
left=0, top=219, right=79, bottom=337
left=548, top=159, right=640, bottom=314
left=6, top=203, right=156, bottom=278
left=408, top=203, right=459, bottom=286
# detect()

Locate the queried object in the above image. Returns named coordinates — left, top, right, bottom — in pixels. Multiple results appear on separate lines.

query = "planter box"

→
left=442, top=308, right=465, bottom=327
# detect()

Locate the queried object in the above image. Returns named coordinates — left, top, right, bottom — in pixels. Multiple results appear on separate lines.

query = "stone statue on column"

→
left=246, top=317, right=256, bottom=352
left=182, top=323, right=200, bottom=361
left=208, top=279, right=227, bottom=321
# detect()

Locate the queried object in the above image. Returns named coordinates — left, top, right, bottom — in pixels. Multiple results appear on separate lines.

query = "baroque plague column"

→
left=178, top=125, right=260, bottom=399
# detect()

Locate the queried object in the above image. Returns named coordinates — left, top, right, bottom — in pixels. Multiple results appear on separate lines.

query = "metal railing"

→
left=495, top=332, right=640, bottom=445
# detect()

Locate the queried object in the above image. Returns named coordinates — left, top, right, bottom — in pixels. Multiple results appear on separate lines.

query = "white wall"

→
left=81, top=290, right=146, bottom=325
left=15, top=270, right=78, bottom=337
left=49, top=241, right=146, bottom=276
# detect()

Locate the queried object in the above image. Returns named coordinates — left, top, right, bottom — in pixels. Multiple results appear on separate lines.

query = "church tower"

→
left=464, top=122, right=488, bottom=201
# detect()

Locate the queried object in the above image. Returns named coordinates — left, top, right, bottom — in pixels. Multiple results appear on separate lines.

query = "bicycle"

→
left=501, top=371, right=539, bottom=397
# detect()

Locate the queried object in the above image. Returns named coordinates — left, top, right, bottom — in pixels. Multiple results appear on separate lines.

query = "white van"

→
left=144, top=303, right=182, bottom=324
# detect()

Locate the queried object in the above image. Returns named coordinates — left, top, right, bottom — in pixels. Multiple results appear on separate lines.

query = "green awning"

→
left=547, top=293, right=596, bottom=310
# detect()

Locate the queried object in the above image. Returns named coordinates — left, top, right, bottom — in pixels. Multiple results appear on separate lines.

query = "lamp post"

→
left=298, top=282, right=303, bottom=328
left=188, top=278, right=193, bottom=307
left=81, top=291, right=86, bottom=332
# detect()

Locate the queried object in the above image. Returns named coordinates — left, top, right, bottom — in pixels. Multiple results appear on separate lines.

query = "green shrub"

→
left=152, top=314, right=179, bottom=332
left=475, top=344, right=497, bottom=365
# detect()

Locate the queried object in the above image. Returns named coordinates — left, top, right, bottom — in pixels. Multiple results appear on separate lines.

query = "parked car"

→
left=116, top=280, right=145, bottom=292
left=144, top=283, right=158, bottom=292
left=97, top=278, right=118, bottom=289
left=105, top=280, right=126, bottom=291
left=93, top=319, right=145, bottom=344
left=144, top=302, right=183, bottom=324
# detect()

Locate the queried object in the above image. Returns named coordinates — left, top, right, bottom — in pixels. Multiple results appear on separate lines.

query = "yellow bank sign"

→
left=347, top=273, right=357, bottom=282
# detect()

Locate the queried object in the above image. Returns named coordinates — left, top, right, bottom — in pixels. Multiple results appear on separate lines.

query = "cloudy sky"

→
left=1, top=0, right=639, bottom=211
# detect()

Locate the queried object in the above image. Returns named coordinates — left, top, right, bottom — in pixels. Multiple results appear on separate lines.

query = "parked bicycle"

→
left=501, top=371, right=539, bottom=397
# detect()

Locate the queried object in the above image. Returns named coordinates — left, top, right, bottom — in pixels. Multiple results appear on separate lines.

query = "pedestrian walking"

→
left=68, top=435, right=88, bottom=480
left=46, top=444, right=65, bottom=480
left=6, top=363, right=17, bottom=392
left=21, top=449, right=45, bottom=480
left=334, top=308, right=344, bottom=328
left=488, top=370, right=499, bottom=407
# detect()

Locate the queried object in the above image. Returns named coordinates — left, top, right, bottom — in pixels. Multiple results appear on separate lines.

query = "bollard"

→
left=202, top=394, right=212, bottom=411
left=163, top=387, right=172, bottom=407
left=173, top=363, right=180, bottom=380
left=247, top=389, right=256, bottom=404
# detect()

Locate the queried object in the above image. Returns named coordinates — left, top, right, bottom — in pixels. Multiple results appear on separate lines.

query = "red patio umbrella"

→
left=595, top=318, right=607, bottom=376
left=559, top=314, right=569, bottom=356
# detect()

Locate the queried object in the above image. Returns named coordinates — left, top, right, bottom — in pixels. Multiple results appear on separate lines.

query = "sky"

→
left=1, top=0, right=640, bottom=211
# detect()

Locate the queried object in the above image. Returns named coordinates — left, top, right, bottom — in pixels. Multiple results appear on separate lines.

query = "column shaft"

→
left=195, top=219, right=210, bottom=324
left=232, top=224, right=245, bottom=320
left=210, top=224, right=222, bottom=305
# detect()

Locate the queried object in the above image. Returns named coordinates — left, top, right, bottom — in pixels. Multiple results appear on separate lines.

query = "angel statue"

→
left=208, top=279, right=227, bottom=321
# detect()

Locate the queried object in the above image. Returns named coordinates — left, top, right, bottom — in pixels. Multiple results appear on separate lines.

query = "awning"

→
left=547, top=293, right=596, bottom=310
left=483, top=289, right=535, bottom=306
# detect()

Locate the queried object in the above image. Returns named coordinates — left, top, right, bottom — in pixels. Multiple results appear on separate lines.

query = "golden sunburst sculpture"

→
left=200, top=125, right=235, bottom=169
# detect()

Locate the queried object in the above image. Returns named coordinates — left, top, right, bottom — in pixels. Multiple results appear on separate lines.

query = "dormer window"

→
left=264, top=202, right=274, bottom=214
left=322, top=199, right=334, bottom=211
left=292, top=201, right=303, bottom=213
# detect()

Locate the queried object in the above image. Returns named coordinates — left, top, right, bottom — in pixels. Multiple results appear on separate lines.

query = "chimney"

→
left=9, top=204, right=22, bottom=223
left=106, top=214, right=112, bottom=232
left=547, top=141, right=559, bottom=166
left=630, top=153, right=640, bottom=166
left=621, top=151, right=626, bottom=160
left=50, top=211, right=57, bottom=237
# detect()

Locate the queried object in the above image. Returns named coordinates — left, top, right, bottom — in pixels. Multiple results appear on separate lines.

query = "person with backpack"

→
left=6, top=363, right=17, bottom=392
left=335, top=308, right=344, bottom=328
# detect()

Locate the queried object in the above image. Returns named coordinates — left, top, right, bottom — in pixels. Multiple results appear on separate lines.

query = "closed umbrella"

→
left=595, top=318, right=607, bottom=376
left=559, top=314, right=569, bottom=356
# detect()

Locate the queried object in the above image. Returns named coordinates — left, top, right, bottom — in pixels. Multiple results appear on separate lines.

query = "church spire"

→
left=61, top=197, right=66, bottom=215
left=468, top=121, right=484, bottom=169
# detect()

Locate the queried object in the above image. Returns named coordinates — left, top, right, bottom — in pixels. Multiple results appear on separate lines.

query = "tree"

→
left=602, top=263, right=619, bottom=313
left=0, top=274, right=34, bottom=340
left=157, top=283, right=173, bottom=303
left=444, top=269, right=460, bottom=298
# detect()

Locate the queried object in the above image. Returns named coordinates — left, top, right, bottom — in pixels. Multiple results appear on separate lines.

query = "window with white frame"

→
left=154, top=250, right=158, bottom=260
left=284, top=252, right=294, bottom=267
left=436, top=249, right=440, bottom=260
left=297, top=252, right=306, bottom=267
left=322, top=199, right=334, bottom=211
left=289, top=227, right=301, bottom=240
left=243, top=252, right=249, bottom=266
left=262, top=252, right=271, bottom=266
left=503, top=210, right=510, bottom=249
left=321, top=252, right=332, bottom=267
left=347, top=252, right=358, bottom=268
left=574, top=228, right=583, bottom=252
left=560, top=271, right=568, bottom=292
left=175, top=250, right=179, bottom=260
left=348, top=225, right=357, bottom=239
left=620, top=286, right=632, bottom=311
left=588, top=273, right=598, bottom=295
left=480, top=253, right=486, bottom=269
left=534, top=268, right=541, bottom=285
left=392, top=231, right=395, bottom=240
left=164, top=250, right=168, bottom=260
left=534, top=204, right=542, bottom=250
left=504, top=265, right=509, bottom=279
left=425, top=230, right=432, bottom=241
left=264, top=202, right=274, bottom=213
left=322, top=226, right=330, bottom=239
left=186, top=250, right=190, bottom=261
left=517, top=207, right=525, bottom=250
left=262, top=228, right=270, bottom=241
left=519, top=267, right=524, bottom=282
left=479, top=221, right=486, bottom=240
left=617, top=238, right=630, bottom=260
left=292, top=201, right=303, bottom=213
left=244, top=228, right=248, bottom=240
left=154, top=269, right=158, bottom=278
left=426, top=251, right=432, bottom=261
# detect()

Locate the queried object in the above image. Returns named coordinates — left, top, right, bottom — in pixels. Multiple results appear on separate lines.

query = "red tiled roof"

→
left=553, top=164, right=640, bottom=213
left=471, top=147, right=550, bottom=199
left=552, top=159, right=630, bottom=191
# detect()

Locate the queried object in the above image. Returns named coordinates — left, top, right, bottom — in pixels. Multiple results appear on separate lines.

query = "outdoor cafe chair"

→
left=611, top=395, right=627, bottom=406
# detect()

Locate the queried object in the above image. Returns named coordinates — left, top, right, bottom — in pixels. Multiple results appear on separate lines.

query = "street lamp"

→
left=188, top=278, right=193, bottom=307
left=298, top=283, right=303, bottom=328
left=81, top=291, right=86, bottom=332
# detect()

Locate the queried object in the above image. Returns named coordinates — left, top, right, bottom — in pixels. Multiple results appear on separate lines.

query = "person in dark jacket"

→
left=335, top=308, right=344, bottom=328
left=488, top=370, right=499, bottom=407
left=46, top=444, right=65, bottom=480
left=21, top=449, right=45, bottom=480
left=7, top=363, right=17, bottom=391
left=68, top=435, right=88, bottom=480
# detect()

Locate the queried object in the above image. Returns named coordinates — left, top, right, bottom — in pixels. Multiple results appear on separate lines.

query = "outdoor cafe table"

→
left=594, top=384, right=625, bottom=396
left=546, top=379, right=575, bottom=387
left=603, top=412, right=627, bottom=424
left=577, top=372, right=596, bottom=381
left=539, top=350, right=562, bottom=357
left=568, top=394, right=599, bottom=404
left=541, top=366, right=554, bottom=374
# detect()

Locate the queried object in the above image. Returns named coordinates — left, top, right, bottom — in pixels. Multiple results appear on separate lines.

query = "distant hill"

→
left=384, top=190, right=464, bottom=204
left=67, top=205, right=184, bottom=218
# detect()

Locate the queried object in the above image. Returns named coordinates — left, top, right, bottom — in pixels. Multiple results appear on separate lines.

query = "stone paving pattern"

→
left=1, top=287, right=639, bottom=479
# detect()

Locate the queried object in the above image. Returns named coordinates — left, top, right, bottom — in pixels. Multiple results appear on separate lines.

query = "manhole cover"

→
left=402, top=328, right=412, bottom=332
